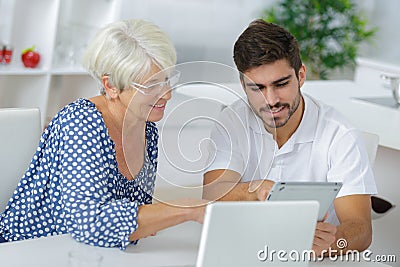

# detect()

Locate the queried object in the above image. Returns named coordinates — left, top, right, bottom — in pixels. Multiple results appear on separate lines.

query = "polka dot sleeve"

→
left=58, top=105, right=139, bottom=250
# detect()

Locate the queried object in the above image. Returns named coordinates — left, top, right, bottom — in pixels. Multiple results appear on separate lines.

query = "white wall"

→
left=0, top=0, right=15, bottom=45
left=358, top=0, right=400, bottom=67
left=119, top=0, right=399, bottom=80
left=119, top=0, right=274, bottom=78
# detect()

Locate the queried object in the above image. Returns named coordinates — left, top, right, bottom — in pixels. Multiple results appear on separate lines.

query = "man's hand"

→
left=312, top=221, right=337, bottom=256
left=203, top=169, right=275, bottom=201
left=332, top=195, right=373, bottom=252
left=251, top=180, right=275, bottom=201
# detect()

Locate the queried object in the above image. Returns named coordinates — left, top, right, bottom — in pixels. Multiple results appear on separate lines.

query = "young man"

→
left=203, top=20, right=377, bottom=256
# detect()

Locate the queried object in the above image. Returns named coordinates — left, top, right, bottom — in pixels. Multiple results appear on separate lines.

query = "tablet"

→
left=266, top=182, right=343, bottom=221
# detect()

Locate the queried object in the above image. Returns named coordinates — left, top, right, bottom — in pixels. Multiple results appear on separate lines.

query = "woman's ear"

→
left=101, top=75, right=119, bottom=99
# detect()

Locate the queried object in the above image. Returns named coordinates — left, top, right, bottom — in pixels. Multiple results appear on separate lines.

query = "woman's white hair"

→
left=82, top=19, right=177, bottom=94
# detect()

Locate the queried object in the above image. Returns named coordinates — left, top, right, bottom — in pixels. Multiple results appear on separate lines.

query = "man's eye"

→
left=276, top=81, right=289, bottom=88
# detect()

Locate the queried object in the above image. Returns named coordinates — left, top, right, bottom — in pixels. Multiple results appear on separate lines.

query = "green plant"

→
left=263, top=0, right=376, bottom=79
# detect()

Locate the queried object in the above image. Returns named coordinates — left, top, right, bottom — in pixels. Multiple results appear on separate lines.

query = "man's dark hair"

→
left=233, top=19, right=302, bottom=78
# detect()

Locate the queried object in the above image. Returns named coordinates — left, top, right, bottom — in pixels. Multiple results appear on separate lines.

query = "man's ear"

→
left=298, top=64, right=307, bottom=87
left=102, top=75, right=119, bottom=99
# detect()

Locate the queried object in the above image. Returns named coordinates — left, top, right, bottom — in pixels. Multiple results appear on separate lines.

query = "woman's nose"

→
left=160, top=88, right=172, bottom=101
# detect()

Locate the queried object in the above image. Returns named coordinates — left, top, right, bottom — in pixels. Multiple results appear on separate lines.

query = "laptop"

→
left=196, top=201, right=319, bottom=267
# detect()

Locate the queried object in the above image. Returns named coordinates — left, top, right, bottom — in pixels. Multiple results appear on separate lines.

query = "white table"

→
left=302, top=80, right=400, bottom=151
left=0, top=222, right=390, bottom=267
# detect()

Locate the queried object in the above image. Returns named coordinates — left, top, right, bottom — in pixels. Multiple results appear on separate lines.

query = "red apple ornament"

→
left=21, top=46, right=40, bottom=68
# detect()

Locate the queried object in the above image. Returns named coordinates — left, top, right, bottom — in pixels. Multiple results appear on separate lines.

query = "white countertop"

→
left=0, top=221, right=390, bottom=267
left=175, top=80, right=400, bottom=151
left=302, top=80, right=400, bottom=151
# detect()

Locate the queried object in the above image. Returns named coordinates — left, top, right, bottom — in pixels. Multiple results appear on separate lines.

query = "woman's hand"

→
left=130, top=198, right=209, bottom=241
left=167, top=198, right=209, bottom=224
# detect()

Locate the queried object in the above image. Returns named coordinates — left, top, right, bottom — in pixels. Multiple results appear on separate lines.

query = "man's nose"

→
left=264, top=88, right=279, bottom=107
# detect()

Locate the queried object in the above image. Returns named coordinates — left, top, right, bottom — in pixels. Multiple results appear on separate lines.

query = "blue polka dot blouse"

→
left=0, top=98, right=158, bottom=250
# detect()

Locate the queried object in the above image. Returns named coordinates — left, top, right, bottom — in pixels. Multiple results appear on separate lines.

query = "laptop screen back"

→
left=196, top=201, right=319, bottom=267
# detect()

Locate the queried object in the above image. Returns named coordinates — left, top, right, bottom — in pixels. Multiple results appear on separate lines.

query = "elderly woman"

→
left=0, top=19, right=205, bottom=249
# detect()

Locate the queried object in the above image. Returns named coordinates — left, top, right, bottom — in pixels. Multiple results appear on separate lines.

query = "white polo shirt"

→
left=205, top=94, right=377, bottom=224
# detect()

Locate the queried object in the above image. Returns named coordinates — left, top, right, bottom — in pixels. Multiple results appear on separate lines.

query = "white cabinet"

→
left=0, top=0, right=121, bottom=126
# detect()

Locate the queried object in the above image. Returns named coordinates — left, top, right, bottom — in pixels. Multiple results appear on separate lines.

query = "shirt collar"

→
left=292, top=94, right=318, bottom=143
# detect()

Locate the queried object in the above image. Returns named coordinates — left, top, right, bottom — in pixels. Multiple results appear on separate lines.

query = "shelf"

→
left=0, top=0, right=121, bottom=127
left=0, top=66, right=88, bottom=76
left=0, top=67, right=48, bottom=76
left=50, top=67, right=88, bottom=76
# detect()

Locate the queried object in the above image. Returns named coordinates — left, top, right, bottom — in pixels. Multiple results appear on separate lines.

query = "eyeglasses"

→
left=130, top=70, right=181, bottom=96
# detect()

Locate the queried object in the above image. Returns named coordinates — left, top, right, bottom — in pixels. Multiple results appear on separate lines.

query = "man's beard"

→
left=252, top=86, right=301, bottom=129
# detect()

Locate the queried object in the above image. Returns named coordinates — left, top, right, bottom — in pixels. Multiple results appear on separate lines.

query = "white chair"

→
left=360, top=131, right=379, bottom=166
left=360, top=131, right=396, bottom=219
left=0, top=108, right=41, bottom=211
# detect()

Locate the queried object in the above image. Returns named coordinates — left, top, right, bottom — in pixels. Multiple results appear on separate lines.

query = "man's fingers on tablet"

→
left=316, top=222, right=337, bottom=234
left=314, top=229, right=336, bottom=244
